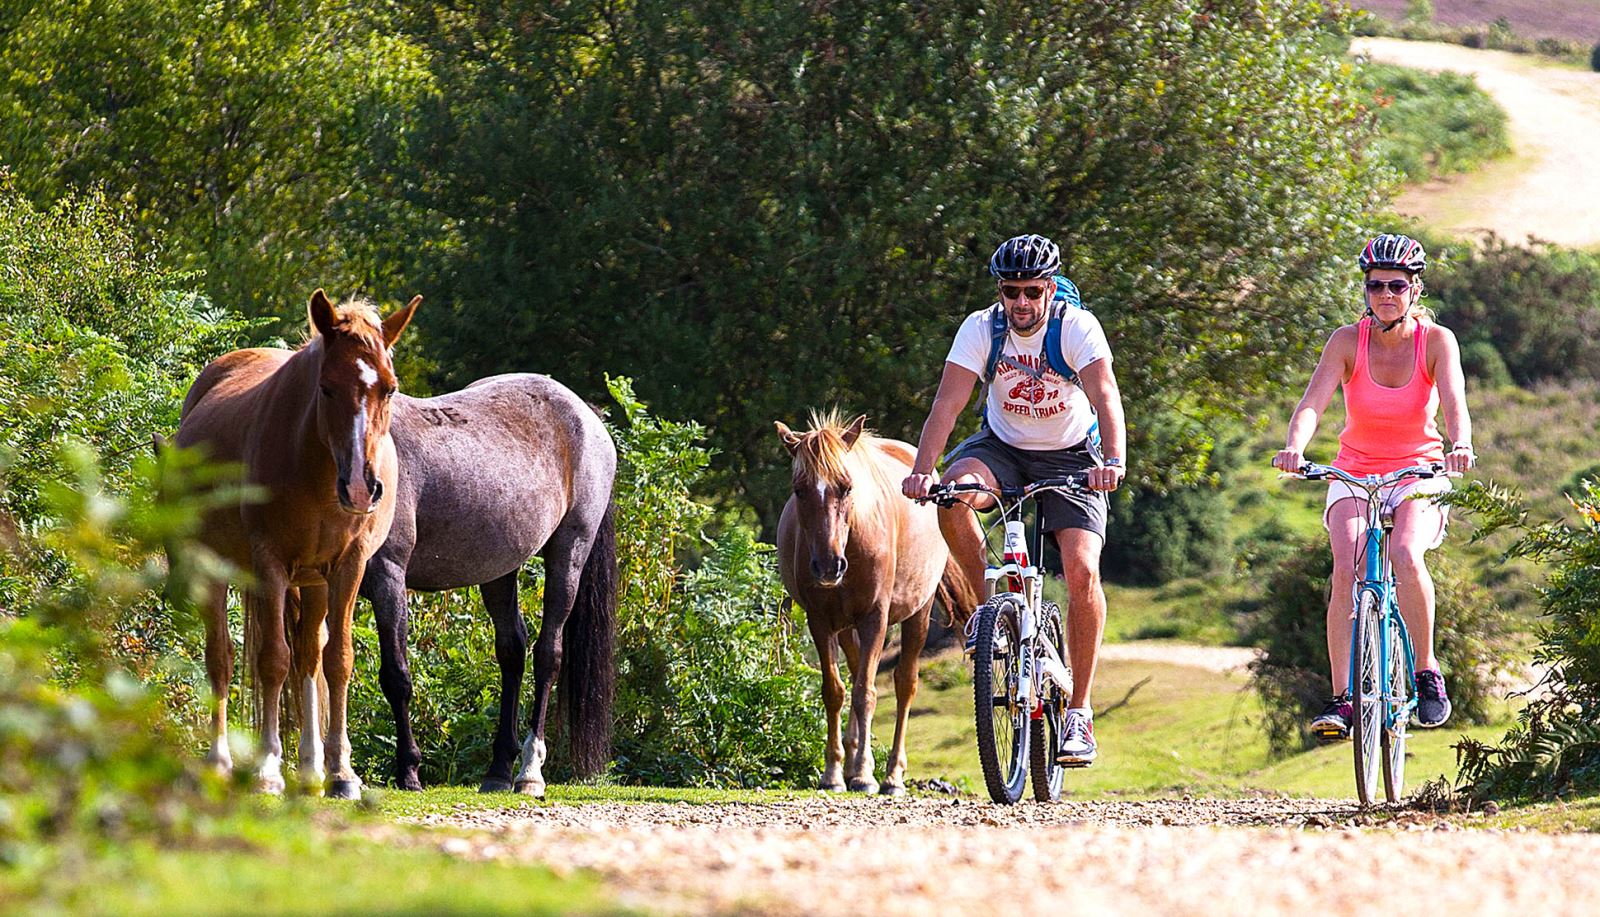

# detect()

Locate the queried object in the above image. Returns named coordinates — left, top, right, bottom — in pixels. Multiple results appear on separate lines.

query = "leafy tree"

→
left=374, top=0, right=1387, bottom=526
left=0, top=0, right=434, bottom=323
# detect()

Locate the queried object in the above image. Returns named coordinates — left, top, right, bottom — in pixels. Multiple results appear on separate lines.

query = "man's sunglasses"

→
left=1000, top=284, right=1048, bottom=301
left=1364, top=279, right=1413, bottom=295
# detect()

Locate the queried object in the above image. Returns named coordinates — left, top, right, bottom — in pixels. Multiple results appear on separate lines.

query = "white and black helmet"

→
left=1358, top=233, right=1426, bottom=274
left=989, top=234, right=1061, bottom=280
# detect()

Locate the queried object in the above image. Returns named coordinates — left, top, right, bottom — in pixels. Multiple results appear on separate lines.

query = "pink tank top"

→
left=1334, top=317, right=1444, bottom=475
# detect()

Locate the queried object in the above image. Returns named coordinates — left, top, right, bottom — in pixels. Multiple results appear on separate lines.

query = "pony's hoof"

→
left=513, top=779, right=546, bottom=799
left=257, top=774, right=286, bottom=796
left=299, top=779, right=327, bottom=798
left=879, top=783, right=906, bottom=797
left=328, top=779, right=363, bottom=800
left=848, top=778, right=880, bottom=794
left=819, top=781, right=846, bottom=793
left=479, top=779, right=514, bottom=794
left=398, top=772, right=424, bottom=792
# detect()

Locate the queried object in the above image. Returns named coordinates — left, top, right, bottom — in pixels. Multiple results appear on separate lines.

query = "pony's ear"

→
left=841, top=414, right=868, bottom=450
left=308, top=289, right=337, bottom=338
left=382, top=295, right=422, bottom=347
left=774, top=421, right=803, bottom=456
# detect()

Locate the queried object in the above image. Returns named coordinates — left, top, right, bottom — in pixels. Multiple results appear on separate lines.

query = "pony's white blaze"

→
left=344, top=401, right=373, bottom=510
left=355, top=358, right=379, bottom=389
left=815, top=481, right=828, bottom=502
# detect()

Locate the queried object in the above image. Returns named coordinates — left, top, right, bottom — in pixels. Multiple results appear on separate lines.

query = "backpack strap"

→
left=976, top=275, right=1085, bottom=427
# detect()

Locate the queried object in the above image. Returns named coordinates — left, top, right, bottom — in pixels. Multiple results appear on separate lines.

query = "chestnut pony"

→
left=175, top=290, right=418, bottom=797
left=776, top=413, right=978, bottom=794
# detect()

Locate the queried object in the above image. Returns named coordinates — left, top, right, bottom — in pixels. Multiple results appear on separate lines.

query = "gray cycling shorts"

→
left=946, top=428, right=1107, bottom=538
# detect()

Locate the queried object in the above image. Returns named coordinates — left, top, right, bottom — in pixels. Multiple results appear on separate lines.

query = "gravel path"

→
left=1353, top=38, right=1600, bottom=248
left=404, top=796, right=1600, bottom=916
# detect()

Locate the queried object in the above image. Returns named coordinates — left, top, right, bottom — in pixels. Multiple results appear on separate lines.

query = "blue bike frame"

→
left=1350, top=504, right=1418, bottom=733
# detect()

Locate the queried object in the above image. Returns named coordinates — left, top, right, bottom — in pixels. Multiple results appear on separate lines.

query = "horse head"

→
left=307, top=289, right=420, bottom=514
left=777, top=413, right=869, bottom=587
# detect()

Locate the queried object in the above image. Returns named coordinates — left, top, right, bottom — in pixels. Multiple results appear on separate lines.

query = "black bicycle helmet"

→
left=989, top=233, right=1061, bottom=280
left=1358, top=233, right=1426, bottom=274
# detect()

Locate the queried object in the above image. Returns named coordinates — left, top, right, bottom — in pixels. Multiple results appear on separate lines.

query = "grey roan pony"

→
left=360, top=373, right=618, bottom=795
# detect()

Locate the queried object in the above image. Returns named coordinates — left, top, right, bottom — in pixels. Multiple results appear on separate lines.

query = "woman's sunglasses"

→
left=1000, top=284, right=1048, bottom=301
left=1364, top=279, right=1413, bottom=295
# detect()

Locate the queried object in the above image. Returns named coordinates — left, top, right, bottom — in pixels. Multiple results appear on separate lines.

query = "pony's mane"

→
left=300, top=297, right=387, bottom=351
left=791, top=409, right=889, bottom=496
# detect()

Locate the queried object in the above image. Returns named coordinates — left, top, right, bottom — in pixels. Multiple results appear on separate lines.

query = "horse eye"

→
left=839, top=486, right=852, bottom=498
left=320, top=385, right=332, bottom=399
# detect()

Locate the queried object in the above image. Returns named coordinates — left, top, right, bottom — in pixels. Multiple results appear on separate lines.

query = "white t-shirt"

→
left=946, top=305, right=1112, bottom=450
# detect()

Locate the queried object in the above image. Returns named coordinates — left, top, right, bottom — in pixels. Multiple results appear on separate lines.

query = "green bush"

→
left=1104, top=482, right=1230, bottom=586
left=1236, top=530, right=1519, bottom=756
left=1424, top=234, right=1600, bottom=385
left=0, top=179, right=252, bottom=611
left=1362, top=64, right=1511, bottom=184
left=1591, top=40, right=1600, bottom=72
left=1446, top=481, right=1600, bottom=799
left=0, top=446, right=237, bottom=892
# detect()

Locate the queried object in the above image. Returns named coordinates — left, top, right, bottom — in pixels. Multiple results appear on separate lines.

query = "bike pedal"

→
left=1310, top=726, right=1350, bottom=742
left=1058, top=757, right=1095, bottom=769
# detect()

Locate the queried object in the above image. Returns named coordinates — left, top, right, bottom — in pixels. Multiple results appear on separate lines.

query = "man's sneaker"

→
left=1056, top=709, right=1097, bottom=767
left=1414, top=669, right=1452, bottom=728
left=1309, top=693, right=1353, bottom=741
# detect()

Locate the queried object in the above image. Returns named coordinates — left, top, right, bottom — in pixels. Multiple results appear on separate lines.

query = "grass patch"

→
left=24, top=815, right=623, bottom=916
left=371, top=783, right=812, bottom=819
left=874, top=653, right=1518, bottom=800
left=1481, top=796, right=1600, bottom=832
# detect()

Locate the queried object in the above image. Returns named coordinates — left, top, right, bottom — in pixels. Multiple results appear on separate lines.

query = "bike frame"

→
left=1346, top=479, right=1419, bottom=737
left=933, top=478, right=1084, bottom=714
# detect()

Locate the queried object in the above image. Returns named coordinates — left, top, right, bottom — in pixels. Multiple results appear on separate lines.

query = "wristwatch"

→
left=1103, top=457, right=1124, bottom=468
left=1450, top=441, right=1474, bottom=453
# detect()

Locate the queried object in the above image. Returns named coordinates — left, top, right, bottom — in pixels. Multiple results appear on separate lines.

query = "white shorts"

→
left=1323, top=476, right=1452, bottom=550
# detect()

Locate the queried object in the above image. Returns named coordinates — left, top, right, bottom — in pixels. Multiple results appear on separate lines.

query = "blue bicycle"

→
left=1283, top=461, right=1452, bottom=805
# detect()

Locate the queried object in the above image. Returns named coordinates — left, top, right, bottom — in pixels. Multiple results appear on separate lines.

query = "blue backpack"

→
left=977, top=274, right=1085, bottom=410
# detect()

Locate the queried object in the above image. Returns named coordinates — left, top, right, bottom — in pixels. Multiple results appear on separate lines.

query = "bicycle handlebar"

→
left=1280, top=461, right=1457, bottom=489
left=914, top=472, right=1091, bottom=508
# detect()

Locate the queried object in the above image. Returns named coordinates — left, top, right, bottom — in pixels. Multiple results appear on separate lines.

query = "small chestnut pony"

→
left=776, top=412, right=978, bottom=794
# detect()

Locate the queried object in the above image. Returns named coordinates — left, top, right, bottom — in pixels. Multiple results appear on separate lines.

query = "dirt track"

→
left=1353, top=38, right=1600, bottom=248
left=411, top=796, right=1600, bottom=916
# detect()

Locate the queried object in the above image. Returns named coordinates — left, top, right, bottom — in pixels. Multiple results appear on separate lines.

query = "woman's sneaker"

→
left=1309, top=693, right=1353, bottom=741
left=1414, top=669, right=1452, bottom=727
left=1056, top=709, right=1097, bottom=766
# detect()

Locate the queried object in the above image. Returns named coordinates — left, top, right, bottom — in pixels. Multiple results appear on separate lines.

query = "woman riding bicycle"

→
left=1272, top=233, right=1475, bottom=736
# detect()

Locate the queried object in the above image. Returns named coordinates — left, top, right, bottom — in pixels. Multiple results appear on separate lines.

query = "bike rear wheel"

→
left=1029, top=601, right=1068, bottom=802
left=1350, top=590, right=1384, bottom=806
left=972, top=596, right=1028, bottom=804
left=1381, top=614, right=1412, bottom=803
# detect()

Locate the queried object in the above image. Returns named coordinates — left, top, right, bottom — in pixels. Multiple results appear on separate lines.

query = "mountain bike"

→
left=920, top=474, right=1089, bottom=804
left=1281, top=461, right=1453, bottom=805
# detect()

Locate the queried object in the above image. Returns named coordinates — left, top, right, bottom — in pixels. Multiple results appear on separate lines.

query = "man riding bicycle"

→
left=1272, top=233, right=1476, bottom=737
left=902, top=233, right=1127, bottom=766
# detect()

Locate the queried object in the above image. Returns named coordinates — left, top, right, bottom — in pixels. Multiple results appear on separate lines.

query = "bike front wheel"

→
left=1350, top=589, right=1384, bottom=806
left=1381, top=614, right=1412, bottom=803
left=1029, top=601, right=1069, bottom=802
left=972, top=596, right=1029, bottom=804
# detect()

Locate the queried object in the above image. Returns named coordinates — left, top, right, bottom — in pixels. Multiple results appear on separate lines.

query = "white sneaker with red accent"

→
left=1056, top=708, right=1097, bottom=767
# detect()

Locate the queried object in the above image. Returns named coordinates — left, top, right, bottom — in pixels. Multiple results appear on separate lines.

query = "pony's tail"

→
left=561, top=501, right=618, bottom=778
left=282, top=588, right=330, bottom=739
left=937, top=553, right=979, bottom=629
left=243, top=589, right=263, bottom=737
